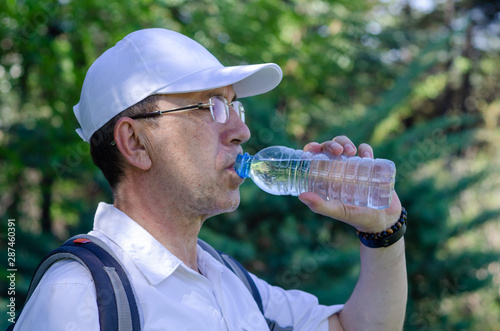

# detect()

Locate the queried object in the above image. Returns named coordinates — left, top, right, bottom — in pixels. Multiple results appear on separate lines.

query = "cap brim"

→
left=155, top=63, right=282, bottom=98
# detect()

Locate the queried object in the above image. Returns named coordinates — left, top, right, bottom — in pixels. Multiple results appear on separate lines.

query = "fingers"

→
left=303, top=142, right=322, bottom=153
left=332, top=136, right=357, bottom=156
left=304, top=136, right=374, bottom=158
left=303, top=141, right=343, bottom=155
left=358, top=143, right=373, bottom=158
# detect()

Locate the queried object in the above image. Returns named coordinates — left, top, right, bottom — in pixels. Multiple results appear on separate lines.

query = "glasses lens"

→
left=231, top=101, right=245, bottom=123
left=210, top=97, right=229, bottom=123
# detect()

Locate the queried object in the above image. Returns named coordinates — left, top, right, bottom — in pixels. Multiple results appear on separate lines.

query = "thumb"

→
left=299, top=192, right=348, bottom=220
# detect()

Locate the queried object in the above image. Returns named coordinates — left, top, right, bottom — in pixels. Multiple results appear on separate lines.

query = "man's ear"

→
left=114, top=117, right=152, bottom=171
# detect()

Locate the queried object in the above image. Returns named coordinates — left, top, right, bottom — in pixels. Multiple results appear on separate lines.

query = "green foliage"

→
left=1, top=0, right=500, bottom=330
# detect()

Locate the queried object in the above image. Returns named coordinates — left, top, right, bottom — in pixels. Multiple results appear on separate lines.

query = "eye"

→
left=211, top=96, right=229, bottom=123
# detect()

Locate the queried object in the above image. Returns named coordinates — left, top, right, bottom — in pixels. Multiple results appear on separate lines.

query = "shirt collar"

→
left=92, top=202, right=186, bottom=286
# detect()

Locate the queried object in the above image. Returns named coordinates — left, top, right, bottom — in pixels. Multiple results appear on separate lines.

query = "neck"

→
left=113, top=178, right=204, bottom=273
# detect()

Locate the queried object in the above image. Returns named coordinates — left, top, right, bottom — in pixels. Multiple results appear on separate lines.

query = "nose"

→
left=226, top=106, right=251, bottom=145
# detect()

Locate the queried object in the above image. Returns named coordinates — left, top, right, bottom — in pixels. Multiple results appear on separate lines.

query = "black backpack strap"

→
left=197, top=239, right=293, bottom=331
left=9, top=234, right=140, bottom=331
left=64, top=235, right=140, bottom=331
left=197, top=239, right=264, bottom=315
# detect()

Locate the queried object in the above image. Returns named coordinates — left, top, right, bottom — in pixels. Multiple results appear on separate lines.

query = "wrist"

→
left=356, top=207, right=407, bottom=248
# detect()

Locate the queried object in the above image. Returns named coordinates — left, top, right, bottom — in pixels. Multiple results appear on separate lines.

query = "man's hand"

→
left=298, top=136, right=402, bottom=233
left=300, top=137, right=407, bottom=331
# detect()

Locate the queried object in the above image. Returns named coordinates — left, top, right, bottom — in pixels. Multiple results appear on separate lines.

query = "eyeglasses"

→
left=130, top=96, right=245, bottom=124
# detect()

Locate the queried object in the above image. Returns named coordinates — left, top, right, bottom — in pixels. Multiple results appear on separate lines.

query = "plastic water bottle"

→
left=234, top=146, right=396, bottom=209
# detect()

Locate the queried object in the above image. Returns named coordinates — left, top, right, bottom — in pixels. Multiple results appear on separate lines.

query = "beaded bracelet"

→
left=356, top=207, right=407, bottom=248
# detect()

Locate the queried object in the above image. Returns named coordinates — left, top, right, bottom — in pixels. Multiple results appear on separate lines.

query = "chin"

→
left=225, top=193, right=241, bottom=212
left=217, top=192, right=241, bottom=214
left=205, top=202, right=240, bottom=219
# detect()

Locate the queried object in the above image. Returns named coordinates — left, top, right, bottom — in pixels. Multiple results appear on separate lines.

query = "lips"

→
left=224, top=153, right=245, bottom=185
left=225, top=150, right=243, bottom=170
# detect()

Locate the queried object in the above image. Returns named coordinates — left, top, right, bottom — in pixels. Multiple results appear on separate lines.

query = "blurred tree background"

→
left=1, top=0, right=499, bottom=329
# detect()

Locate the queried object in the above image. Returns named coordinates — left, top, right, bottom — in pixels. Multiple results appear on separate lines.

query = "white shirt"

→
left=15, top=203, right=342, bottom=330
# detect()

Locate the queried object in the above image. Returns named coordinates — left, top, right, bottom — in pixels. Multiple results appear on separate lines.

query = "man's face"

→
left=141, top=86, right=251, bottom=220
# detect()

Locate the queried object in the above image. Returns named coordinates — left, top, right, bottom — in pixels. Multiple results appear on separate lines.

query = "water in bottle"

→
left=234, top=146, right=396, bottom=209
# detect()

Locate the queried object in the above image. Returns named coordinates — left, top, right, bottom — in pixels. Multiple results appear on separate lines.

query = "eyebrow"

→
left=202, top=89, right=238, bottom=102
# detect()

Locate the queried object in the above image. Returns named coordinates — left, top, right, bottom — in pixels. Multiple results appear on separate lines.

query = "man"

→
left=15, top=28, right=407, bottom=330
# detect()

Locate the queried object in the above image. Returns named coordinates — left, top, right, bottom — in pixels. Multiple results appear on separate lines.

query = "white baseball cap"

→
left=73, top=28, right=283, bottom=142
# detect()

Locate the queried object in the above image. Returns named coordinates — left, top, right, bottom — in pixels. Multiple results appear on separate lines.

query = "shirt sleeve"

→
left=250, top=273, right=343, bottom=331
left=14, top=260, right=99, bottom=331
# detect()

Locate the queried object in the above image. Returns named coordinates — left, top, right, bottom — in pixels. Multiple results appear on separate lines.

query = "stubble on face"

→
left=141, top=89, right=246, bottom=221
